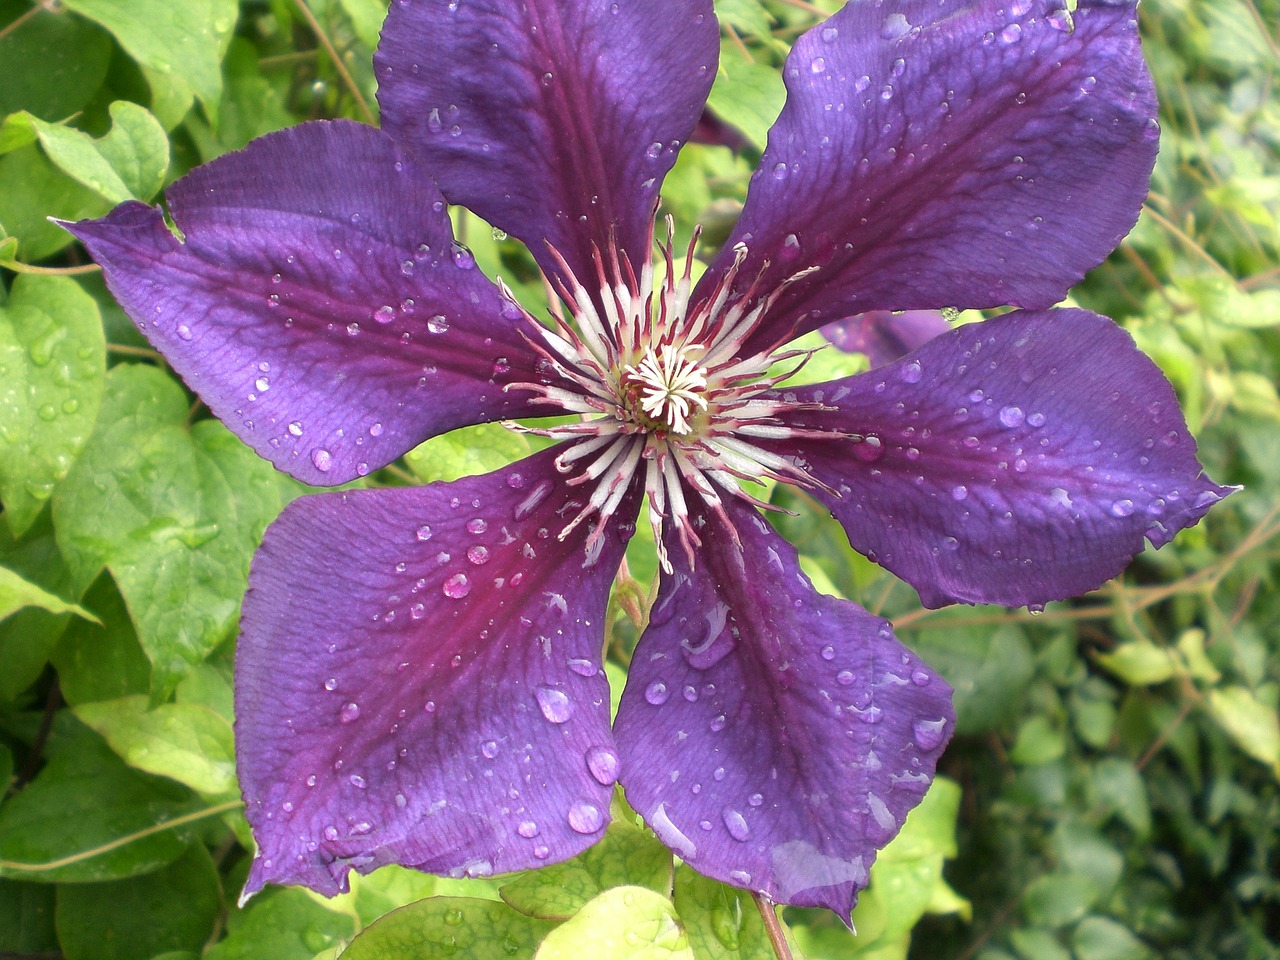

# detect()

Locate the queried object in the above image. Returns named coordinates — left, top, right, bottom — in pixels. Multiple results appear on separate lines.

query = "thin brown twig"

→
left=291, top=0, right=375, bottom=124
left=0, top=0, right=48, bottom=44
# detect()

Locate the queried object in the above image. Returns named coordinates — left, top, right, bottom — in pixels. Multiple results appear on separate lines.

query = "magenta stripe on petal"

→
left=615, top=494, right=953, bottom=916
left=376, top=0, right=718, bottom=292
left=64, top=121, right=550, bottom=486
left=701, top=0, right=1158, bottom=353
left=765, top=309, right=1235, bottom=609
left=236, top=447, right=641, bottom=896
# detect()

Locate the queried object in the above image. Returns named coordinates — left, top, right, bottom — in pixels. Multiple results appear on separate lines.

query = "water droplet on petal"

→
left=416, top=524, right=433, bottom=541
left=1110, top=498, right=1135, bottom=517
left=481, top=739, right=500, bottom=759
left=901, top=359, right=923, bottom=383
left=339, top=701, right=360, bottom=723
left=517, top=819, right=539, bottom=838
left=311, top=449, right=333, bottom=472
left=349, top=774, right=367, bottom=789
left=567, top=801, right=604, bottom=834
left=567, top=658, right=597, bottom=677
left=467, top=544, right=490, bottom=565
left=466, top=518, right=488, bottom=534
left=912, top=716, right=949, bottom=750
left=999, top=405, right=1025, bottom=428
left=721, top=807, right=750, bottom=841
left=536, top=686, right=573, bottom=723
left=427, top=315, right=449, bottom=334
left=586, top=746, right=620, bottom=785
left=820, top=645, right=835, bottom=661
left=443, top=573, right=471, bottom=598
left=176, top=324, right=193, bottom=340
left=645, top=681, right=669, bottom=705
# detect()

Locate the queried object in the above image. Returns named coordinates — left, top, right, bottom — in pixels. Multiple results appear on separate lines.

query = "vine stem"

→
left=0, top=799, right=242, bottom=874
left=752, top=892, right=796, bottom=960
left=292, top=0, right=375, bottom=125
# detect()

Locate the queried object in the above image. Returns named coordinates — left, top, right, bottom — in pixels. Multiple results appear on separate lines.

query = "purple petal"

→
left=614, top=496, right=953, bottom=916
left=700, top=0, right=1158, bottom=351
left=823, top=310, right=951, bottom=368
left=765, top=309, right=1235, bottom=609
left=236, top=448, right=640, bottom=896
left=375, top=0, right=718, bottom=287
left=63, top=120, right=549, bottom=486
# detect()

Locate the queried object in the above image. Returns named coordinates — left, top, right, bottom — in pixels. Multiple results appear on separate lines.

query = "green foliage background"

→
left=0, top=0, right=1276, bottom=957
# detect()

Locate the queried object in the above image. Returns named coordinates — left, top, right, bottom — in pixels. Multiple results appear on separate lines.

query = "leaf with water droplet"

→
left=671, top=867, right=773, bottom=959
left=499, top=821, right=672, bottom=921
left=203, top=884, right=357, bottom=960
left=339, top=896, right=555, bottom=959
left=0, top=274, right=105, bottom=537
left=53, top=364, right=293, bottom=697
left=533, top=885, right=693, bottom=959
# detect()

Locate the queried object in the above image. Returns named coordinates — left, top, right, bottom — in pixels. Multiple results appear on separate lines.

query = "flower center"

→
left=503, top=217, right=843, bottom=570
left=622, top=343, right=708, bottom=436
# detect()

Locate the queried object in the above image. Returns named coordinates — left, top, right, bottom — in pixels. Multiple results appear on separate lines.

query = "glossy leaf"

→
left=341, top=897, right=558, bottom=960
left=534, top=886, right=693, bottom=960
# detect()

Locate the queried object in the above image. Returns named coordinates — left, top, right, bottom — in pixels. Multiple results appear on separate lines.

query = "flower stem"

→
left=752, top=892, right=795, bottom=960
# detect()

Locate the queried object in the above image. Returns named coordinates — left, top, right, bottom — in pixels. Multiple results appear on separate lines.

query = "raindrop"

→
left=1027, top=412, right=1046, bottom=427
left=999, top=405, right=1025, bottom=428
left=809, top=56, right=826, bottom=74
left=517, top=820, right=539, bottom=838
left=820, top=645, right=836, bottom=661
left=427, top=315, right=449, bottom=334
left=951, top=484, right=968, bottom=501
left=349, top=774, right=367, bottom=789
left=881, top=12, right=910, bottom=39
left=646, top=141, right=663, bottom=159
left=346, top=323, right=360, bottom=336
left=771, top=162, right=788, bottom=181
left=853, top=436, right=884, bottom=462
left=443, top=573, right=471, bottom=598
left=255, top=376, right=270, bottom=392
left=339, top=701, right=360, bottom=723
left=1110, top=498, right=1135, bottom=517
left=567, top=658, right=597, bottom=677
left=911, top=668, right=931, bottom=686
left=722, top=808, right=750, bottom=841
left=467, top=544, right=490, bottom=565
left=586, top=746, right=620, bottom=785
left=450, top=243, right=475, bottom=269
left=709, top=714, right=727, bottom=732
left=324, top=677, right=338, bottom=691
left=567, top=801, right=604, bottom=834
left=323, top=825, right=340, bottom=841
left=176, top=324, right=193, bottom=340
left=288, top=421, right=303, bottom=437
left=748, top=792, right=764, bottom=807
left=466, top=517, right=488, bottom=534
left=535, top=686, right=573, bottom=724
left=416, top=524, right=433, bottom=541
left=912, top=716, right=948, bottom=750
left=481, top=739, right=500, bottom=759
left=645, top=681, right=669, bottom=705
left=515, top=479, right=554, bottom=520
left=374, top=304, right=396, bottom=323
left=901, top=359, right=923, bottom=383
left=1001, top=22, right=1022, bottom=43
left=836, top=669, right=856, bottom=685
left=311, top=449, right=333, bottom=472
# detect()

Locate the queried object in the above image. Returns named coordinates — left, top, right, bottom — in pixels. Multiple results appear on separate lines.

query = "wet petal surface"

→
left=376, top=0, right=718, bottom=289
left=65, top=120, right=548, bottom=486
left=237, top=448, right=640, bottom=896
left=703, top=0, right=1157, bottom=351
left=614, top=495, right=953, bottom=915
left=768, top=309, right=1235, bottom=608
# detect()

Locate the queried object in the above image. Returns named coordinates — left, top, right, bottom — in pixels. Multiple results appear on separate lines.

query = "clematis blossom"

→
left=66, top=0, right=1233, bottom=918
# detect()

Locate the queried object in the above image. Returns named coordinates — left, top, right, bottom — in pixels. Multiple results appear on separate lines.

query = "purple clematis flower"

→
left=65, top=0, right=1233, bottom=918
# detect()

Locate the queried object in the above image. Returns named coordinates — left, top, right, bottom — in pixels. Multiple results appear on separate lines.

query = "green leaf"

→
left=1070, top=917, right=1156, bottom=960
left=0, top=143, right=107, bottom=260
left=22, top=100, right=169, bottom=203
left=0, top=510, right=77, bottom=702
left=0, top=3, right=113, bottom=121
left=501, top=821, right=672, bottom=920
left=1094, top=641, right=1180, bottom=687
left=337, top=0, right=389, bottom=49
left=54, top=844, right=221, bottom=960
left=909, top=624, right=1034, bottom=735
left=1206, top=685, right=1280, bottom=779
left=0, top=273, right=106, bottom=536
left=0, top=722, right=201, bottom=883
left=58, top=0, right=238, bottom=118
left=406, top=421, right=534, bottom=485
left=705, top=44, right=785, bottom=150
left=206, top=886, right=358, bottom=960
left=671, top=868, right=772, bottom=959
left=74, top=695, right=236, bottom=796
left=0, top=879, right=57, bottom=953
left=1020, top=872, right=1100, bottom=929
left=52, top=572, right=152, bottom=705
left=713, top=0, right=774, bottom=38
left=0, top=564, right=95, bottom=622
left=341, top=896, right=557, bottom=960
left=535, top=887, right=693, bottom=960
left=53, top=364, right=289, bottom=697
